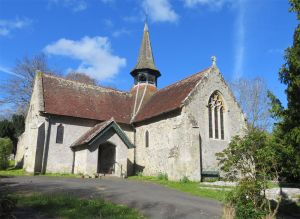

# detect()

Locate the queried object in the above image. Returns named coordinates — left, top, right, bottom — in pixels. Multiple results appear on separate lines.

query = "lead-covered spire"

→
left=131, top=23, right=161, bottom=84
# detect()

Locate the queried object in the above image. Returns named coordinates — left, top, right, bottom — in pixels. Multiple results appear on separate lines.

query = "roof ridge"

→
left=157, top=67, right=210, bottom=92
left=43, top=73, right=129, bottom=95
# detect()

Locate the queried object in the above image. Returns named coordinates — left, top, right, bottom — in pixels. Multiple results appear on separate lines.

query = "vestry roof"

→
left=39, top=68, right=210, bottom=124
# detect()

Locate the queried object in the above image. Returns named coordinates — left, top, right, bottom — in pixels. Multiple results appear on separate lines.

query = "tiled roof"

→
left=40, top=68, right=209, bottom=124
left=71, top=119, right=112, bottom=147
left=42, top=74, right=133, bottom=124
left=71, top=118, right=134, bottom=148
left=133, top=68, right=209, bottom=122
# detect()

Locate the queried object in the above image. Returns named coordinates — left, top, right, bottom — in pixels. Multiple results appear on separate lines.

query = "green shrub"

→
left=157, top=172, right=168, bottom=181
left=225, top=179, right=269, bottom=219
left=180, top=176, right=190, bottom=183
left=0, top=138, right=13, bottom=170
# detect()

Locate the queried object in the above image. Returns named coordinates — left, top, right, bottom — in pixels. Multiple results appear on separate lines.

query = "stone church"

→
left=16, top=24, right=246, bottom=181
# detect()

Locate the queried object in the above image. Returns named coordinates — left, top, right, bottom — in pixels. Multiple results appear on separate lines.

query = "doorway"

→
left=98, top=143, right=116, bottom=174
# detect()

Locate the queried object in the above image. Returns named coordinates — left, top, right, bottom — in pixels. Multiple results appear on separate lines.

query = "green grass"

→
left=44, top=172, right=80, bottom=178
left=0, top=167, right=28, bottom=176
left=13, top=193, right=144, bottom=219
left=128, top=176, right=227, bottom=201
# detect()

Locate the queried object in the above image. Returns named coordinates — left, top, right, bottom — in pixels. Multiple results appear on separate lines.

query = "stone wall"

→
left=184, top=67, right=247, bottom=173
left=74, top=130, right=131, bottom=177
left=15, top=73, right=46, bottom=172
left=45, top=116, right=97, bottom=173
left=134, top=67, right=246, bottom=181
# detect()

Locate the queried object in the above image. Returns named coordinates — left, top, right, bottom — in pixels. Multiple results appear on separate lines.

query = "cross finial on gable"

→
left=211, top=56, right=217, bottom=67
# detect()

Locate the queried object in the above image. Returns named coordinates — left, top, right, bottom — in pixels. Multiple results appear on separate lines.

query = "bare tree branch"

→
left=231, top=77, right=272, bottom=130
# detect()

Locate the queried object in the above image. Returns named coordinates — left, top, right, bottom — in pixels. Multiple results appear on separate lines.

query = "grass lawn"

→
left=0, top=167, right=28, bottom=176
left=11, top=193, right=144, bottom=219
left=128, top=176, right=228, bottom=201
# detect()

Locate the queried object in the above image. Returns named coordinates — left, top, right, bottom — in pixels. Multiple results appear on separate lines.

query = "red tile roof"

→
left=133, top=69, right=209, bottom=122
left=71, top=119, right=112, bottom=147
left=42, top=74, right=133, bottom=124
left=41, top=68, right=209, bottom=124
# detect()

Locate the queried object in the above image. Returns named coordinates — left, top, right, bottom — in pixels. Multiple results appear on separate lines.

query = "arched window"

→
left=139, top=74, right=147, bottom=83
left=56, top=124, right=64, bottom=144
left=208, top=92, right=225, bottom=140
left=214, top=107, right=219, bottom=139
left=220, top=107, right=224, bottom=140
left=208, top=107, right=213, bottom=138
left=145, top=130, right=149, bottom=148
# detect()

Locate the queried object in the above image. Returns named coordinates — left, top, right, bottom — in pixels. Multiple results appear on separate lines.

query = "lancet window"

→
left=208, top=92, right=225, bottom=140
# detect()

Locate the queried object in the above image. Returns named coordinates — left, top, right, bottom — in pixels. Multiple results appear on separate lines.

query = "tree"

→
left=268, top=0, right=300, bottom=182
left=217, top=128, right=287, bottom=218
left=231, top=77, right=271, bottom=130
left=65, top=72, right=97, bottom=85
left=0, top=114, right=25, bottom=155
left=0, top=138, right=13, bottom=170
left=0, top=53, right=54, bottom=114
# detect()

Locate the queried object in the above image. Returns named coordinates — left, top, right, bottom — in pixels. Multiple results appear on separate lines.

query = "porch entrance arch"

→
left=98, top=142, right=116, bottom=174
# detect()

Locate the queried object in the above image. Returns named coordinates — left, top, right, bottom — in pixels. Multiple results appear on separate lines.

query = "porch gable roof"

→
left=71, top=118, right=134, bottom=149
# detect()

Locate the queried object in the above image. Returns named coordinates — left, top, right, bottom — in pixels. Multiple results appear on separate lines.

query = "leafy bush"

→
left=180, top=176, right=190, bottom=183
left=0, top=138, right=13, bottom=170
left=157, top=172, right=168, bottom=181
left=217, top=128, right=285, bottom=218
left=225, top=179, right=269, bottom=219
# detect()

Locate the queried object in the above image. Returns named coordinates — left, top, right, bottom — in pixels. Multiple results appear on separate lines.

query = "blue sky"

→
left=0, top=0, right=297, bottom=112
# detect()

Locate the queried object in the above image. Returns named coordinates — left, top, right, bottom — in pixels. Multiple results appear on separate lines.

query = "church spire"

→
left=131, top=23, right=161, bottom=86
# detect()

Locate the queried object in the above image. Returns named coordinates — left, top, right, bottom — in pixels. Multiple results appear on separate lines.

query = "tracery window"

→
left=56, top=124, right=64, bottom=144
left=145, top=130, right=149, bottom=148
left=208, top=92, right=225, bottom=140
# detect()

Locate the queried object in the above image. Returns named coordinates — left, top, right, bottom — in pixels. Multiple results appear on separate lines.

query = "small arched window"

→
left=139, top=74, right=147, bottom=83
left=56, top=124, right=64, bottom=144
left=208, top=92, right=225, bottom=140
left=145, top=130, right=149, bottom=148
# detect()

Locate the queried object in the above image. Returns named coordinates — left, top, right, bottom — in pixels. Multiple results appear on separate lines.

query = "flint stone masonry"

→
left=134, top=68, right=246, bottom=181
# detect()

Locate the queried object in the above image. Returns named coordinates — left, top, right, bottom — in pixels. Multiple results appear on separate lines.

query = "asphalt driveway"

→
left=0, top=176, right=222, bottom=219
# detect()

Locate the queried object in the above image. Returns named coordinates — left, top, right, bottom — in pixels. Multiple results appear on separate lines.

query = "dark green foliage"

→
left=217, top=128, right=285, bottom=218
left=11, top=114, right=25, bottom=138
left=0, top=138, right=13, bottom=170
left=0, top=119, right=14, bottom=139
left=268, top=0, right=300, bottom=182
left=225, top=179, right=268, bottom=219
left=0, top=114, right=25, bottom=154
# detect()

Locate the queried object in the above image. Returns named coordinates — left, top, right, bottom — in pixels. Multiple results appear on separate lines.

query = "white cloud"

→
left=142, top=0, right=179, bottom=23
left=44, top=36, right=126, bottom=81
left=0, top=18, right=32, bottom=37
left=183, top=0, right=234, bottom=10
left=48, top=0, right=87, bottom=12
